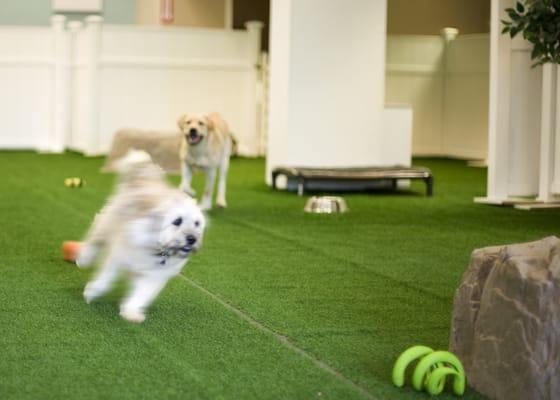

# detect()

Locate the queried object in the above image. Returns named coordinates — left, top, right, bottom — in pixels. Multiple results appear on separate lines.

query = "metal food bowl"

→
left=304, top=196, right=348, bottom=214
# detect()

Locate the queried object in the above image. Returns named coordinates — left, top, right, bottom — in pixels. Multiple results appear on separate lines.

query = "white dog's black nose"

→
left=186, top=235, right=197, bottom=245
left=189, top=128, right=197, bottom=136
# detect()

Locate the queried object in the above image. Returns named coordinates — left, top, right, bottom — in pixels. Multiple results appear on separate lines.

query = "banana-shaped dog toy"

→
left=392, top=345, right=466, bottom=396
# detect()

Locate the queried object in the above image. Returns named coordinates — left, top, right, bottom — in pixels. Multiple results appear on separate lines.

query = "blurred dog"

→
left=76, top=150, right=206, bottom=323
left=177, top=113, right=234, bottom=210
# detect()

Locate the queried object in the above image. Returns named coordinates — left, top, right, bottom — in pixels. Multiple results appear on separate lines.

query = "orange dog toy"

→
left=62, top=241, right=82, bottom=263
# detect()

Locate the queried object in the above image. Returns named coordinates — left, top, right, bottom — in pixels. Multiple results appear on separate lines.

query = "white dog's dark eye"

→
left=198, top=121, right=204, bottom=126
left=194, top=220, right=200, bottom=227
left=186, top=120, right=192, bottom=124
left=172, top=217, right=183, bottom=226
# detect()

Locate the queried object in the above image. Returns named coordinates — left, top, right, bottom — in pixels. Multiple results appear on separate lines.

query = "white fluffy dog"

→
left=177, top=113, right=234, bottom=210
left=76, top=150, right=206, bottom=323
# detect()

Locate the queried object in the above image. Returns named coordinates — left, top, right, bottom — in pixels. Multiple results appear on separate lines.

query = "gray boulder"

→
left=450, top=236, right=560, bottom=400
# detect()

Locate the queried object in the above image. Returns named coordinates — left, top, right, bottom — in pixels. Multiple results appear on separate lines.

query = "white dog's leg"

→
left=200, top=167, right=217, bottom=211
left=119, top=275, right=168, bottom=323
left=83, top=254, right=121, bottom=304
left=180, top=163, right=196, bottom=197
left=216, top=141, right=231, bottom=208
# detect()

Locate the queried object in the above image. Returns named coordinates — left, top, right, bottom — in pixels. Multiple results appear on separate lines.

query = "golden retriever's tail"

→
left=229, top=134, right=239, bottom=157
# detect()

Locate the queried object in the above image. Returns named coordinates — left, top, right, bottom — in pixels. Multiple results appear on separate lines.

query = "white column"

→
left=552, top=67, right=560, bottom=194
left=243, top=21, right=264, bottom=156
left=50, top=14, right=69, bottom=153
left=83, top=15, right=103, bottom=156
left=266, top=0, right=387, bottom=184
left=486, top=0, right=513, bottom=201
left=537, top=64, right=558, bottom=201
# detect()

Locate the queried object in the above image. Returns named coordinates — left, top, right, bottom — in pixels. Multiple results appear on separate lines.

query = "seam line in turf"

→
left=180, top=274, right=379, bottom=400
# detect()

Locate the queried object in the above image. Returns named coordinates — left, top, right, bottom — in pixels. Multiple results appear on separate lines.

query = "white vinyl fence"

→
left=0, top=16, right=265, bottom=156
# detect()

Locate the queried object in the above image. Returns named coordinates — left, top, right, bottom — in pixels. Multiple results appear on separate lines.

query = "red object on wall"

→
left=160, top=0, right=174, bottom=24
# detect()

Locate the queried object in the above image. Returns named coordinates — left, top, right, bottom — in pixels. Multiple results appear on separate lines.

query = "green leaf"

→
left=516, top=2, right=525, bottom=13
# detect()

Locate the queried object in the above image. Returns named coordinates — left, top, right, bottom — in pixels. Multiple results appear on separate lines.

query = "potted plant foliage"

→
left=501, top=0, right=560, bottom=66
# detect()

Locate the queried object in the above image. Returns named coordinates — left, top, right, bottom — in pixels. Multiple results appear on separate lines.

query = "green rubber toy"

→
left=392, top=346, right=466, bottom=396
left=412, top=351, right=465, bottom=395
left=392, top=345, right=434, bottom=387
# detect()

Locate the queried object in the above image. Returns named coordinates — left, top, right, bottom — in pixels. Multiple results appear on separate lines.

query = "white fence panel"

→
left=70, top=19, right=263, bottom=156
left=0, top=23, right=58, bottom=151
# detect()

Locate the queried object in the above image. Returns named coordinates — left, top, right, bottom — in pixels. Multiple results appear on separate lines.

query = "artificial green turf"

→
left=1, top=151, right=558, bottom=399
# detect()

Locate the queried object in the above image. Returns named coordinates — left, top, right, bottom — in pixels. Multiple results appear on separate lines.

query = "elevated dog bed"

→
left=271, top=166, right=433, bottom=196
left=103, top=129, right=182, bottom=174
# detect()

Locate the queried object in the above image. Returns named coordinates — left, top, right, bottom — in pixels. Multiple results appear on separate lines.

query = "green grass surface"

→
left=1, top=151, right=558, bottom=400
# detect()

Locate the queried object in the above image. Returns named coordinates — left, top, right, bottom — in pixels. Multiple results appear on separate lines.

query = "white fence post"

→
left=245, top=20, right=264, bottom=156
left=257, top=52, right=269, bottom=156
left=50, top=14, right=69, bottom=153
left=83, top=15, right=103, bottom=155
left=67, top=20, right=83, bottom=150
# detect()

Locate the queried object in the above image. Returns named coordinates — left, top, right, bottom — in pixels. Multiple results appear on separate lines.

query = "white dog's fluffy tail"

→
left=113, top=149, right=152, bottom=171
left=113, top=149, right=164, bottom=186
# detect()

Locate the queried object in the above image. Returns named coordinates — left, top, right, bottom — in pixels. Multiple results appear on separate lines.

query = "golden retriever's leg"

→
left=180, top=162, right=196, bottom=197
left=200, top=167, right=217, bottom=211
left=216, top=140, right=232, bottom=208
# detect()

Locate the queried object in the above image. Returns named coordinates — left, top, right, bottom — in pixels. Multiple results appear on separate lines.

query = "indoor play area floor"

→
left=1, top=152, right=558, bottom=400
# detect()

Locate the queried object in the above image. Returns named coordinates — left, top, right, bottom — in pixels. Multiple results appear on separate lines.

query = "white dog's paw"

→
left=216, top=199, right=227, bottom=208
left=120, top=308, right=146, bottom=323
left=83, top=282, right=101, bottom=304
left=76, top=245, right=97, bottom=269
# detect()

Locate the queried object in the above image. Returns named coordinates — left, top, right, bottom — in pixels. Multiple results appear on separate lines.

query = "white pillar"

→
left=537, top=64, right=559, bottom=201
left=552, top=67, right=560, bottom=195
left=50, top=14, right=69, bottom=153
left=84, top=15, right=103, bottom=156
left=266, top=0, right=387, bottom=184
left=243, top=21, right=264, bottom=156
left=486, top=0, right=513, bottom=201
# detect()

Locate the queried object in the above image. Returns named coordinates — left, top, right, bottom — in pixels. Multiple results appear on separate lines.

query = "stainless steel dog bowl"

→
left=304, top=196, right=348, bottom=214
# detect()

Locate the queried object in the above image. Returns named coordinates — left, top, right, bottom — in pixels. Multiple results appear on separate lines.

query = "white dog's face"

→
left=177, top=114, right=211, bottom=146
left=155, top=195, right=206, bottom=257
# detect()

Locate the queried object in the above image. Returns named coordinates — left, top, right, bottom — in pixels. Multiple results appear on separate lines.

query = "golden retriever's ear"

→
left=177, top=114, right=188, bottom=130
left=206, top=114, right=217, bottom=131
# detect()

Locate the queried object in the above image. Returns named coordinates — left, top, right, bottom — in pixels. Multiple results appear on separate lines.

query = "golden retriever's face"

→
left=177, top=114, right=211, bottom=146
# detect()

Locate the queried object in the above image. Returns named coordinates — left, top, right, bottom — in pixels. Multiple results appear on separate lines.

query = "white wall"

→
left=0, top=17, right=264, bottom=156
left=267, top=0, right=392, bottom=182
left=385, top=33, right=489, bottom=160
